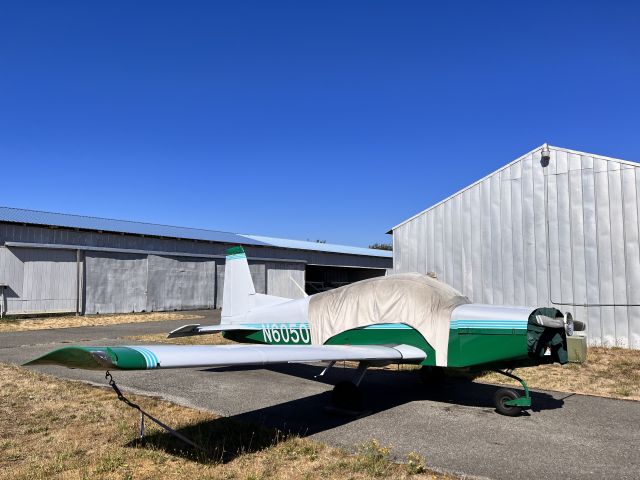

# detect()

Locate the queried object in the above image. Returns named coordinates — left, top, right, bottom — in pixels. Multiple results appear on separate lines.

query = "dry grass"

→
left=125, top=332, right=235, bottom=346
left=0, top=363, right=454, bottom=480
left=0, top=311, right=205, bottom=333
left=476, top=347, right=640, bottom=400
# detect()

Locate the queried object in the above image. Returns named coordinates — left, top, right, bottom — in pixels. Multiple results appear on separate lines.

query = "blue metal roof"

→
left=0, top=206, right=391, bottom=257
left=0, top=206, right=266, bottom=246
left=240, top=234, right=393, bottom=258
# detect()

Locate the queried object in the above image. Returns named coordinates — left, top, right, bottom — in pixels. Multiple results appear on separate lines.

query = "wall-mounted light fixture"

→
left=541, top=143, right=551, bottom=167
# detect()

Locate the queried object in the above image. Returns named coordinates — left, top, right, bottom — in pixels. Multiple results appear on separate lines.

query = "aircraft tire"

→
left=331, top=381, right=364, bottom=411
left=494, top=388, right=522, bottom=416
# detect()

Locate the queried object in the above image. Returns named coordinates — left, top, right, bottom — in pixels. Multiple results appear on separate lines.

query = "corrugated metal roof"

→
left=0, top=206, right=391, bottom=257
left=240, top=234, right=392, bottom=258
left=0, top=206, right=266, bottom=246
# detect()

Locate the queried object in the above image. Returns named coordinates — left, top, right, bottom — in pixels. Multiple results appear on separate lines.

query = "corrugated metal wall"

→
left=85, top=252, right=147, bottom=314
left=267, top=262, right=306, bottom=299
left=146, top=255, right=216, bottom=311
left=0, top=222, right=391, bottom=315
left=0, top=246, right=77, bottom=314
left=393, top=146, right=640, bottom=348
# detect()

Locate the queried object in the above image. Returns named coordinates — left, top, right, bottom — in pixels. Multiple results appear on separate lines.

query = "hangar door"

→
left=0, top=246, right=77, bottom=315
left=85, top=252, right=147, bottom=314
left=85, top=252, right=217, bottom=314
left=147, top=255, right=216, bottom=311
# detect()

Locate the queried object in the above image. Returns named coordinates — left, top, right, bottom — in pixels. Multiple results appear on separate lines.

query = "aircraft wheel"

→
left=494, top=388, right=522, bottom=417
left=331, top=381, right=364, bottom=411
left=418, top=366, right=445, bottom=387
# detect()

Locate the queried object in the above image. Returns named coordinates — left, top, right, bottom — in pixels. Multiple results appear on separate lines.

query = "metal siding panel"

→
left=434, top=206, right=444, bottom=279
left=470, top=184, right=483, bottom=302
left=451, top=196, right=463, bottom=291
left=556, top=151, right=573, bottom=305
left=461, top=190, right=474, bottom=298
left=7, top=248, right=76, bottom=314
left=393, top=227, right=403, bottom=273
left=534, top=151, right=549, bottom=305
left=417, top=214, right=426, bottom=275
left=85, top=252, right=147, bottom=314
left=249, top=262, right=266, bottom=294
left=594, top=157, right=615, bottom=345
left=569, top=154, right=587, bottom=306
left=407, top=218, right=418, bottom=272
left=490, top=172, right=503, bottom=304
left=480, top=178, right=492, bottom=303
left=632, top=168, right=640, bottom=348
left=622, top=166, right=640, bottom=348
left=427, top=212, right=435, bottom=276
left=500, top=168, right=514, bottom=305
left=581, top=156, right=602, bottom=344
left=521, top=154, right=537, bottom=305
left=510, top=163, right=525, bottom=306
left=443, top=200, right=453, bottom=284
left=266, top=262, right=305, bottom=299
left=607, top=162, right=629, bottom=346
left=146, top=255, right=215, bottom=311
left=546, top=159, right=562, bottom=309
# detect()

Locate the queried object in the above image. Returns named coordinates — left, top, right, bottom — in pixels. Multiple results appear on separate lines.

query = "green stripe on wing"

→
left=24, top=346, right=150, bottom=370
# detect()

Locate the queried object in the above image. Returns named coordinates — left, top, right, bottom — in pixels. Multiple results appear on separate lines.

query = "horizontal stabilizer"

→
left=25, top=344, right=426, bottom=371
left=167, top=323, right=261, bottom=338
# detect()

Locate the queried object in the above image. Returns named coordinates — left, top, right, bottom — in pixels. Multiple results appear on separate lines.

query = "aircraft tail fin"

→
left=221, top=246, right=255, bottom=319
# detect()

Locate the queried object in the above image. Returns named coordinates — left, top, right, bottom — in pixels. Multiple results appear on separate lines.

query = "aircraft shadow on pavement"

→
left=128, top=363, right=563, bottom=462
left=205, top=362, right=565, bottom=427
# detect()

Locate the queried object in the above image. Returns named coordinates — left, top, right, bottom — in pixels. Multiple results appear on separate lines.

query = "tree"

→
left=368, top=242, right=392, bottom=251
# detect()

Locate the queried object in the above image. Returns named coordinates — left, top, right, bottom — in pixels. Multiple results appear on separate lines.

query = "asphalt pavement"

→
left=2, top=318, right=639, bottom=480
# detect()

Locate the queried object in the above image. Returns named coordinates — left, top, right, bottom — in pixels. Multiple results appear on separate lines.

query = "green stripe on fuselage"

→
left=223, top=322, right=436, bottom=365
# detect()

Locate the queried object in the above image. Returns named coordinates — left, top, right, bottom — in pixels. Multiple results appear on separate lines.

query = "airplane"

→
left=26, top=246, right=585, bottom=416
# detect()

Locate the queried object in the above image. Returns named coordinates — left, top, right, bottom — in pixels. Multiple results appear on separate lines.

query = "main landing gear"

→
left=328, top=362, right=370, bottom=412
left=492, top=370, right=532, bottom=416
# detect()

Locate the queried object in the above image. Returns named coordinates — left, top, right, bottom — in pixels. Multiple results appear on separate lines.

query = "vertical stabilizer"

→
left=222, top=246, right=255, bottom=319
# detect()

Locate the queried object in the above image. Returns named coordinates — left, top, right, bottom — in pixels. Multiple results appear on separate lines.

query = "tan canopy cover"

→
left=308, top=273, right=470, bottom=366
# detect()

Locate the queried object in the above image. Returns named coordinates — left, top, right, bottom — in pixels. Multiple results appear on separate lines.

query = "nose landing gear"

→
left=492, top=370, right=532, bottom=416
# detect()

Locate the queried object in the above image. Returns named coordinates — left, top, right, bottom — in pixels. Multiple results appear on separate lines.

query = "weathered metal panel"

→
left=266, top=262, right=306, bottom=299
left=85, top=252, right=147, bottom=314
left=500, top=168, right=514, bottom=306
left=470, top=184, right=482, bottom=302
left=480, top=178, right=492, bottom=303
left=581, top=155, right=601, bottom=344
left=146, top=255, right=215, bottom=311
left=392, top=145, right=640, bottom=348
left=510, top=162, right=525, bottom=306
left=0, top=247, right=76, bottom=314
left=490, top=172, right=503, bottom=304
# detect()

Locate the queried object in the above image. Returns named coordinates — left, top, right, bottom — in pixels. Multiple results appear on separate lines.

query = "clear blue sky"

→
left=1, top=1, right=638, bottom=246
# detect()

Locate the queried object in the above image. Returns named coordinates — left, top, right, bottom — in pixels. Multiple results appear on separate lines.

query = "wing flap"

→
left=25, top=344, right=426, bottom=370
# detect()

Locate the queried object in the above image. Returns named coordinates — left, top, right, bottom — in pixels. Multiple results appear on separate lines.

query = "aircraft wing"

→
left=24, top=344, right=426, bottom=371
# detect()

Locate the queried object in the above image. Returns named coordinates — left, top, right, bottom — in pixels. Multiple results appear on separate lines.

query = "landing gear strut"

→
left=330, top=362, right=369, bottom=412
left=492, top=370, right=532, bottom=416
